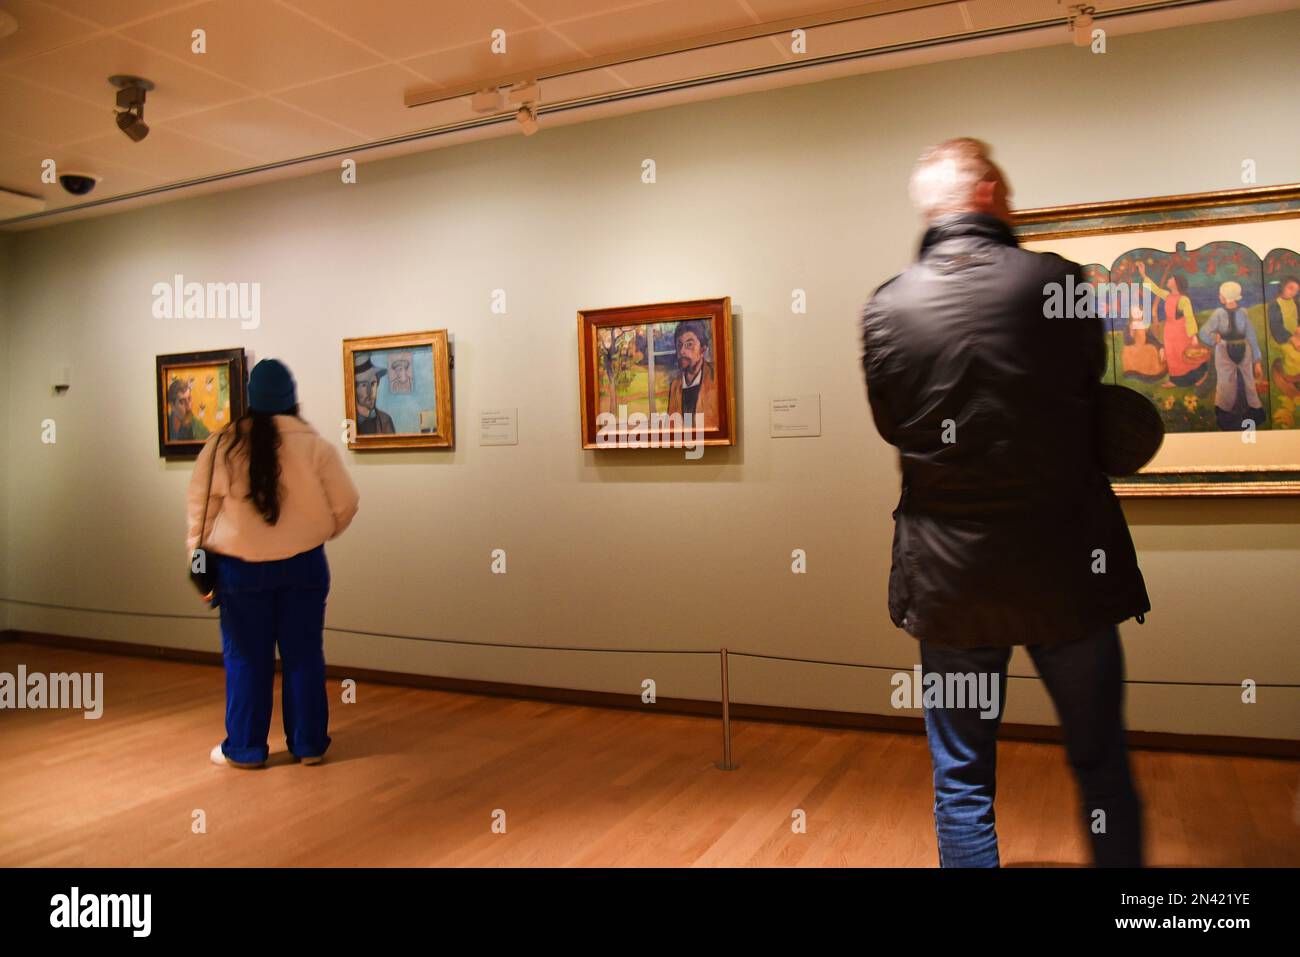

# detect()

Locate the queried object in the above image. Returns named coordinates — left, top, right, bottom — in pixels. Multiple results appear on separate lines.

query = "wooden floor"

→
left=1, top=641, right=1296, bottom=867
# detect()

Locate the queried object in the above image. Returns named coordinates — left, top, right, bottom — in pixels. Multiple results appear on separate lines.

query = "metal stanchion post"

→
left=715, top=647, right=735, bottom=771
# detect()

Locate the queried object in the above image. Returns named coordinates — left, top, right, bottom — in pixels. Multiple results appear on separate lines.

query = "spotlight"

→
left=115, top=110, right=148, bottom=142
left=1070, top=6, right=1095, bottom=47
left=516, top=104, right=539, bottom=136
left=108, top=75, right=154, bottom=142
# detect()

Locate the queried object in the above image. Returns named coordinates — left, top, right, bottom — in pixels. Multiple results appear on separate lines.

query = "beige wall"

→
left=3, top=11, right=1298, bottom=739
left=0, top=231, right=10, bottom=634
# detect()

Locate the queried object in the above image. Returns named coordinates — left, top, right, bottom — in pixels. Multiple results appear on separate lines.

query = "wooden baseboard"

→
left=3, top=628, right=1296, bottom=759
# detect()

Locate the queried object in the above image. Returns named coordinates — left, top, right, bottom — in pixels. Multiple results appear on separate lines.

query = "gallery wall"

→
left=0, top=231, right=11, bottom=624
left=2, top=10, right=1298, bottom=739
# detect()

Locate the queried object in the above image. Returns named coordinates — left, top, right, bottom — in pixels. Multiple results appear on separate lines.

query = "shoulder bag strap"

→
left=196, top=432, right=223, bottom=550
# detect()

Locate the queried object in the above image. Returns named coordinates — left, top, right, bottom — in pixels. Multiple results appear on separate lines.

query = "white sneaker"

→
left=210, top=743, right=264, bottom=769
left=296, top=753, right=325, bottom=766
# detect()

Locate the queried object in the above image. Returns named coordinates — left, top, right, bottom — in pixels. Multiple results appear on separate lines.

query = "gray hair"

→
left=908, top=137, right=997, bottom=220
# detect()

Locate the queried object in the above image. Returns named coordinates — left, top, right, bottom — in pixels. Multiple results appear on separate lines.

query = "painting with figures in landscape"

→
left=577, top=298, right=737, bottom=450
left=1015, top=184, right=1300, bottom=496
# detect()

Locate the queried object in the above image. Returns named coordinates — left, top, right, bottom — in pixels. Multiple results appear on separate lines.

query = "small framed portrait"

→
left=577, top=297, right=737, bottom=450
left=342, top=330, right=453, bottom=450
left=155, top=348, right=247, bottom=459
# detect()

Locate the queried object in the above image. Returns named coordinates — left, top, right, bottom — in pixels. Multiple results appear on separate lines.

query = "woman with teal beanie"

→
left=185, top=359, right=360, bottom=769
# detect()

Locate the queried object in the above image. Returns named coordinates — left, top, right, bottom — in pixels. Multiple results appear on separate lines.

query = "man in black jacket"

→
left=860, top=138, right=1149, bottom=867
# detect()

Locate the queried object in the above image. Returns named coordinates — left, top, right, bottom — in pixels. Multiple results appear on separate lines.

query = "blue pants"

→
left=919, top=624, right=1143, bottom=867
left=216, top=545, right=331, bottom=764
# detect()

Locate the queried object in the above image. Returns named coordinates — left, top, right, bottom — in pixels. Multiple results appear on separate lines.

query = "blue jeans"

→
left=920, top=624, right=1143, bottom=867
left=216, top=545, right=331, bottom=764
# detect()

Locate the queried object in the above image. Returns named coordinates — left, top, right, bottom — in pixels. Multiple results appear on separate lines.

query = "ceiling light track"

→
left=3, top=0, right=1223, bottom=228
left=539, top=0, right=1214, bottom=118
left=405, top=0, right=964, bottom=109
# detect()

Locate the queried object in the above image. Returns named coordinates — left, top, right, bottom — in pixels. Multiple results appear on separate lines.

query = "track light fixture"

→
left=470, top=88, right=504, bottom=114
left=508, top=80, right=539, bottom=106
left=512, top=80, right=541, bottom=135
left=516, top=103, right=539, bottom=136
left=109, top=75, right=154, bottom=142
left=471, top=80, right=542, bottom=130
left=1068, top=5, right=1096, bottom=47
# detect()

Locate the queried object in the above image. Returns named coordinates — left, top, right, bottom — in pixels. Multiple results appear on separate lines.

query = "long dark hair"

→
left=223, top=404, right=300, bottom=525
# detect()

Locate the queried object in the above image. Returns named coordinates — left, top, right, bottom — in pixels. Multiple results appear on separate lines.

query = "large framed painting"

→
left=577, top=297, right=737, bottom=450
left=155, top=348, right=246, bottom=459
left=342, top=330, right=453, bottom=450
left=1013, top=183, right=1300, bottom=497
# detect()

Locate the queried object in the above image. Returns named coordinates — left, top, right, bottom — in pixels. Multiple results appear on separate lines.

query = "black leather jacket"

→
left=860, top=213, right=1150, bottom=647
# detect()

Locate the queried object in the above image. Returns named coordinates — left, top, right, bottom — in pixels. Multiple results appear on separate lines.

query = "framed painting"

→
left=577, top=297, right=737, bottom=450
left=1013, top=183, right=1300, bottom=497
left=342, top=330, right=453, bottom=450
left=155, top=348, right=246, bottom=459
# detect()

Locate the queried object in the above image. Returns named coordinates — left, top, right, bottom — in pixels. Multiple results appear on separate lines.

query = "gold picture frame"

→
left=577, top=297, right=737, bottom=450
left=342, top=330, right=453, bottom=450
left=1013, top=184, right=1300, bottom=497
left=155, top=348, right=247, bottom=459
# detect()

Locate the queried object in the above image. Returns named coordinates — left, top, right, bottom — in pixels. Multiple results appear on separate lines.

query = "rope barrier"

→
left=2, top=597, right=1296, bottom=688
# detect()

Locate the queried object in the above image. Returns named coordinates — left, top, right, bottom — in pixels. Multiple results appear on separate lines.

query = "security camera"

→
left=58, top=172, right=100, bottom=196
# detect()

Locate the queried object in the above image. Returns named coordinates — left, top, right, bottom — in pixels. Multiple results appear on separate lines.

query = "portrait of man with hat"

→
left=354, top=355, right=396, bottom=435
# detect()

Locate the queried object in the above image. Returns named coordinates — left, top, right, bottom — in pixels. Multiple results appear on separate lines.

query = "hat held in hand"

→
left=1095, top=384, right=1165, bottom=477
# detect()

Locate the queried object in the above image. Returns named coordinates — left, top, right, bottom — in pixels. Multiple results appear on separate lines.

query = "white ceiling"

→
left=0, top=0, right=1293, bottom=228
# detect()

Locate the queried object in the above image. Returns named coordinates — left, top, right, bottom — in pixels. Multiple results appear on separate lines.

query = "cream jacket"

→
left=185, top=416, right=360, bottom=562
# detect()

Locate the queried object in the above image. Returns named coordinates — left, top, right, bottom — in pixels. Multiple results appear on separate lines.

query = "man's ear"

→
left=971, top=178, right=997, bottom=212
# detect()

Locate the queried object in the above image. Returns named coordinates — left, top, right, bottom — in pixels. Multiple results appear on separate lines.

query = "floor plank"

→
left=1, top=642, right=1296, bottom=867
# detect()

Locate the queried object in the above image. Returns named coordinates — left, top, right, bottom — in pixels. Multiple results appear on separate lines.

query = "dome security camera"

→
left=58, top=172, right=101, bottom=196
